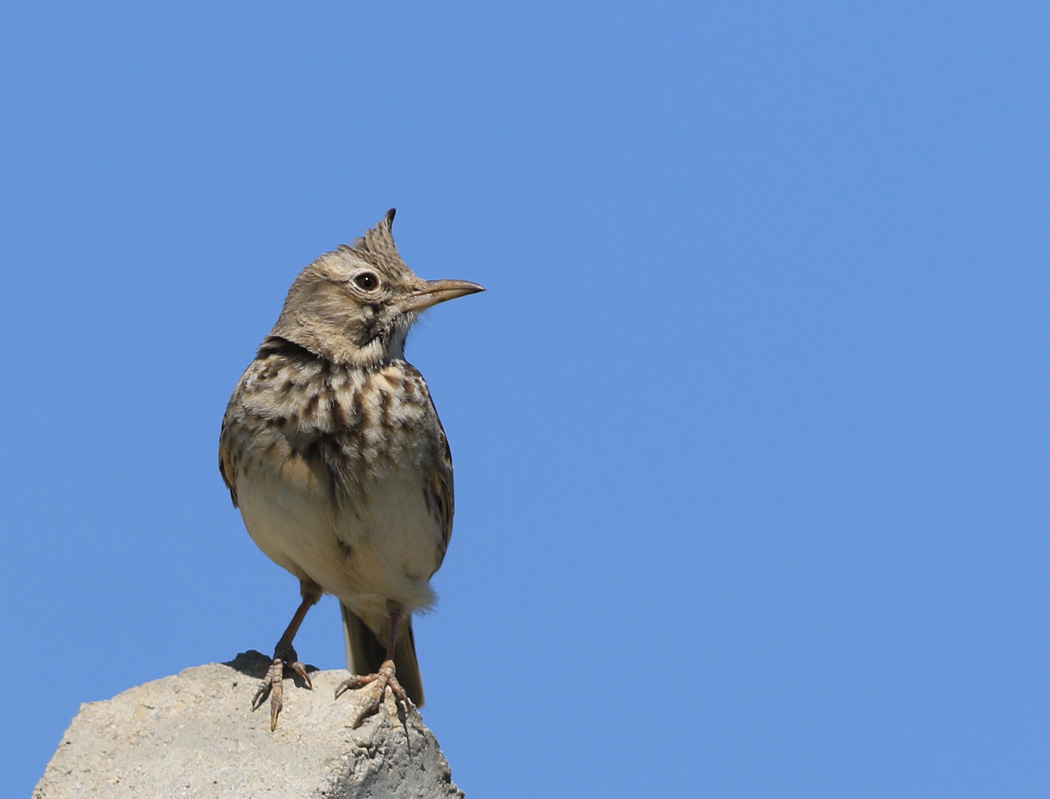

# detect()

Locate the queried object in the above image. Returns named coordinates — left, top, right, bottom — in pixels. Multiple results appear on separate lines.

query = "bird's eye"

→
left=354, top=272, right=380, bottom=291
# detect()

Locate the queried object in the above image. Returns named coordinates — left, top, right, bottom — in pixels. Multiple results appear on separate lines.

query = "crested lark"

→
left=219, top=209, right=483, bottom=729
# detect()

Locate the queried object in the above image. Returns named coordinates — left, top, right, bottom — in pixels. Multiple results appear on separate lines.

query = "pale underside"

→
left=237, top=456, right=441, bottom=629
left=221, top=350, right=451, bottom=641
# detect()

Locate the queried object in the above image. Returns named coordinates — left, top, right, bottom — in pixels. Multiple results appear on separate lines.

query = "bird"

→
left=218, top=209, right=483, bottom=729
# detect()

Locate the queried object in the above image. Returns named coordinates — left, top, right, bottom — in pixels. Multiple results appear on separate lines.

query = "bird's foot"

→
left=335, top=659, right=412, bottom=728
left=252, top=641, right=312, bottom=731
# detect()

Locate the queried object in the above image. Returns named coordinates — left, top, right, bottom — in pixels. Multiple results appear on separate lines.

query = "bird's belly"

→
left=236, top=464, right=334, bottom=582
left=236, top=460, right=442, bottom=616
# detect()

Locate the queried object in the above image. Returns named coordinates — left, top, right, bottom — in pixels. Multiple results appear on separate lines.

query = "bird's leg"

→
left=253, top=584, right=321, bottom=730
left=335, top=608, right=412, bottom=728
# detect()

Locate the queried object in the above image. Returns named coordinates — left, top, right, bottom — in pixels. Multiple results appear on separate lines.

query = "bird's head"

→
left=270, top=209, right=484, bottom=367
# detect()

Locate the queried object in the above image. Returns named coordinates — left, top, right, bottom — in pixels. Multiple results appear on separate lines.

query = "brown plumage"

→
left=219, top=209, right=483, bottom=729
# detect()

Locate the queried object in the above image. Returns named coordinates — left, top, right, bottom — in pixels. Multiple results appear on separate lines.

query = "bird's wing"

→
left=428, top=426, right=455, bottom=571
left=218, top=417, right=240, bottom=507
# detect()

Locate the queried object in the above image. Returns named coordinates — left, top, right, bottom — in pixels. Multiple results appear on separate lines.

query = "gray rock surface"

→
left=33, top=651, right=463, bottom=798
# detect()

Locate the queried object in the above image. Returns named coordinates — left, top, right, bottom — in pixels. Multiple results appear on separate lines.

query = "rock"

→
left=33, top=651, right=463, bottom=798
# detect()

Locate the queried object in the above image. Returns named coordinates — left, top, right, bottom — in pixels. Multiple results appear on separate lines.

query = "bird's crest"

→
left=342, top=208, right=402, bottom=268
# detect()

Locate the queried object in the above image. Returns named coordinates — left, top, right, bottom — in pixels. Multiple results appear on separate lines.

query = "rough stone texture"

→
left=33, top=651, right=463, bottom=798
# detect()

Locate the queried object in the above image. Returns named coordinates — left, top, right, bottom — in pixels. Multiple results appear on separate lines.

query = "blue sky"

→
left=4, top=3, right=1049, bottom=796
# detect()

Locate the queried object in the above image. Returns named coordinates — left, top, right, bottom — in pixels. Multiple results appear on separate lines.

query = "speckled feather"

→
left=219, top=338, right=454, bottom=564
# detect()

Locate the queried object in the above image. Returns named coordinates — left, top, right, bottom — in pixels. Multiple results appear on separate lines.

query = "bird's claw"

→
left=252, top=644, right=312, bottom=730
left=335, top=659, right=412, bottom=728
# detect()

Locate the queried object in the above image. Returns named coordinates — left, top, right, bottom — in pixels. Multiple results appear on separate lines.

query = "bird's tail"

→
left=340, top=602, right=425, bottom=708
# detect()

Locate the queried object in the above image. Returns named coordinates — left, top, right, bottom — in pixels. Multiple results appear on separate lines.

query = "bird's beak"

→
left=401, top=279, right=486, bottom=313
